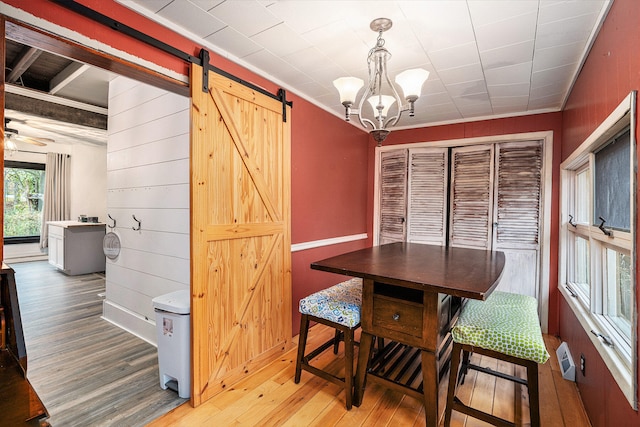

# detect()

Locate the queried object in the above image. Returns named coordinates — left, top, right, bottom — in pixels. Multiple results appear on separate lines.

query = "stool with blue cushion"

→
left=294, top=278, right=362, bottom=410
left=444, top=291, right=550, bottom=427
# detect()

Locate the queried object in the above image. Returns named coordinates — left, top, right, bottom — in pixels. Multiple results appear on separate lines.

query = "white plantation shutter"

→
left=493, top=141, right=543, bottom=250
left=449, top=145, right=494, bottom=249
left=379, top=149, right=408, bottom=244
left=407, top=148, right=448, bottom=245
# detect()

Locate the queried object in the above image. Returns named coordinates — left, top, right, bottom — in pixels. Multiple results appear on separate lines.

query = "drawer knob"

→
left=392, top=313, right=400, bottom=321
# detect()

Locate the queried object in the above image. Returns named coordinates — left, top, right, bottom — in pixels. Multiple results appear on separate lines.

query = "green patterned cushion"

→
left=452, top=291, right=550, bottom=364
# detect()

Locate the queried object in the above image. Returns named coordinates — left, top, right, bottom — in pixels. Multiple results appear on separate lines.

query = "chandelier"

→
left=333, top=18, right=429, bottom=145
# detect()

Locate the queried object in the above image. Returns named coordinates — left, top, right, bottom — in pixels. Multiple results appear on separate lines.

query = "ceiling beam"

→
left=6, top=45, right=42, bottom=83
left=49, top=62, right=90, bottom=95
left=5, top=92, right=107, bottom=129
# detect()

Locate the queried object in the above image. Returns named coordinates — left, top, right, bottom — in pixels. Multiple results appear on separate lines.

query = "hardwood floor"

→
left=153, top=324, right=591, bottom=427
left=11, top=261, right=186, bottom=426
left=10, top=260, right=591, bottom=426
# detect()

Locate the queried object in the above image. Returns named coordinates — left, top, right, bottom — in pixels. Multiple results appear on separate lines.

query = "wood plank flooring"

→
left=10, top=260, right=591, bottom=427
left=153, top=324, right=591, bottom=427
left=10, top=261, right=186, bottom=426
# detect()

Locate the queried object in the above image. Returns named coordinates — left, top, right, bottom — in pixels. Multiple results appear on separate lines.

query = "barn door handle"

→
left=598, top=216, right=612, bottom=236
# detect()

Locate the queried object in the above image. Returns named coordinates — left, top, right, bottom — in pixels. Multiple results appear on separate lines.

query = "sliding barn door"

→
left=190, top=63, right=292, bottom=406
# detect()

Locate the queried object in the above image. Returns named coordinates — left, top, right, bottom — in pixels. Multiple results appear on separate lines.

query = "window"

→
left=3, top=161, right=45, bottom=244
left=560, top=92, right=636, bottom=408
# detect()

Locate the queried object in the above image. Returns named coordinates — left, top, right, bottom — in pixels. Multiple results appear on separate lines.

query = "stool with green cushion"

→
left=294, top=278, right=362, bottom=410
left=444, top=291, right=550, bottom=427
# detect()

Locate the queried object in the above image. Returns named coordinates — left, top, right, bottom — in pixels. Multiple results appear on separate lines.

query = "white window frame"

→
left=559, top=91, right=637, bottom=408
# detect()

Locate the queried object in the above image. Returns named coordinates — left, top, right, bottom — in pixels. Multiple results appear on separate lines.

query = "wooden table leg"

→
left=421, top=349, right=439, bottom=427
left=353, top=332, right=374, bottom=407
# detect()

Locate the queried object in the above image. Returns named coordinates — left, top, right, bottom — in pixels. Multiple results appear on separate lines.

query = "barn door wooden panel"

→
left=379, top=149, right=408, bottom=244
left=449, top=145, right=494, bottom=249
left=190, top=63, right=292, bottom=407
left=407, top=147, right=448, bottom=246
left=492, top=141, right=543, bottom=297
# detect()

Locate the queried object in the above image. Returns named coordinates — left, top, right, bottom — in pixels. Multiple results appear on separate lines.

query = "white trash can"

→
left=152, top=289, right=190, bottom=398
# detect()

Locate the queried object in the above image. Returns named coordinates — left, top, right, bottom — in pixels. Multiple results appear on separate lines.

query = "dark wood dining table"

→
left=311, top=242, right=505, bottom=427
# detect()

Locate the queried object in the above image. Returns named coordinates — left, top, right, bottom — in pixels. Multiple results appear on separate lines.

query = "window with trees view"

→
left=4, top=161, right=45, bottom=243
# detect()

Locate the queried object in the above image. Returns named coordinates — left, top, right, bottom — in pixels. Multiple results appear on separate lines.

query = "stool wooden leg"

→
left=527, top=362, right=541, bottom=427
left=294, top=314, right=310, bottom=383
left=444, top=342, right=462, bottom=427
left=333, top=329, right=342, bottom=354
left=344, top=327, right=354, bottom=410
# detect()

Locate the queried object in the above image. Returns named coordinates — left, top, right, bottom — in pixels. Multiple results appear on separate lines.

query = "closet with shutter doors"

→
left=377, top=140, right=544, bottom=299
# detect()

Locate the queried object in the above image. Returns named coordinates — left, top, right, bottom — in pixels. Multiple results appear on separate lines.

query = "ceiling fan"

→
left=4, top=117, right=55, bottom=147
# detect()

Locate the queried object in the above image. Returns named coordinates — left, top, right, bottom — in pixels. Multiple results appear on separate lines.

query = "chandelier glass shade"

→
left=333, top=18, right=429, bottom=145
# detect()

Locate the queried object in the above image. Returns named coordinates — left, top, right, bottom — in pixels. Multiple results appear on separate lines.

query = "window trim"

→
left=3, top=160, right=46, bottom=244
left=559, top=91, right=637, bottom=409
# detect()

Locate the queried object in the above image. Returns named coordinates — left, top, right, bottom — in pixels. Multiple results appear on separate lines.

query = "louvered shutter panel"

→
left=379, top=149, right=408, bottom=244
left=493, top=141, right=543, bottom=250
left=449, top=145, right=494, bottom=249
left=407, top=148, right=448, bottom=245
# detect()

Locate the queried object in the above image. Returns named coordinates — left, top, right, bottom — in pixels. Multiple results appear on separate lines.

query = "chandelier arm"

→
left=356, top=77, right=375, bottom=129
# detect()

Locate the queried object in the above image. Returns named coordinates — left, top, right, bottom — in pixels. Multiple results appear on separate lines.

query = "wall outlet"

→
left=580, top=353, right=586, bottom=376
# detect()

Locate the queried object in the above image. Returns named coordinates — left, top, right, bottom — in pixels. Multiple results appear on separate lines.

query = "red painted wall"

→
left=1, top=0, right=370, bottom=334
left=560, top=0, right=640, bottom=425
left=375, top=113, right=563, bottom=336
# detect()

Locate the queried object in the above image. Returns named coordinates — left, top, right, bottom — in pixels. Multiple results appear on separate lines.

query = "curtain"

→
left=40, top=153, right=71, bottom=249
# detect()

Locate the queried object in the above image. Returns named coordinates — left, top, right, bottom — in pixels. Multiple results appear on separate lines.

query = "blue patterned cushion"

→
left=452, top=291, right=550, bottom=364
left=299, top=278, right=362, bottom=327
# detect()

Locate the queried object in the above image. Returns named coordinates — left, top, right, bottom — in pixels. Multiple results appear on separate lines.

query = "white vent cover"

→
left=556, top=341, right=576, bottom=381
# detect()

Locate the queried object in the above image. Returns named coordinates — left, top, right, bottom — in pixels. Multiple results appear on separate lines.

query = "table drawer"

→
left=372, top=294, right=423, bottom=338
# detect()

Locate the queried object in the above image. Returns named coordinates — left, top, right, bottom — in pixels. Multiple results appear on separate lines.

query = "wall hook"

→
left=132, top=214, right=141, bottom=231
left=568, top=214, right=577, bottom=227
left=108, top=214, right=116, bottom=229
left=598, top=216, right=612, bottom=237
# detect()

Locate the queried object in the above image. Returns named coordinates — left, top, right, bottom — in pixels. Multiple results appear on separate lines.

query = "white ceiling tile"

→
left=189, top=0, right=225, bottom=12
left=453, top=92, right=491, bottom=106
left=492, top=95, right=530, bottom=107
left=533, top=41, right=583, bottom=72
left=251, top=23, right=311, bottom=57
left=209, top=0, right=280, bottom=37
left=242, top=49, right=307, bottom=86
left=535, top=13, right=600, bottom=49
left=402, top=1, right=476, bottom=51
left=468, top=0, right=539, bottom=27
left=458, top=102, right=494, bottom=118
left=156, top=0, right=226, bottom=37
left=487, top=82, right=530, bottom=98
left=529, top=80, right=566, bottom=98
left=204, top=26, right=263, bottom=58
left=485, top=62, right=533, bottom=86
left=480, top=40, right=534, bottom=70
left=538, top=0, right=608, bottom=25
left=445, top=80, right=488, bottom=98
left=125, top=0, right=174, bottom=14
left=474, top=11, right=537, bottom=52
left=439, top=63, right=485, bottom=86
left=531, top=64, right=576, bottom=88
left=428, top=42, right=480, bottom=71
left=111, top=0, right=611, bottom=129
left=528, top=94, right=563, bottom=110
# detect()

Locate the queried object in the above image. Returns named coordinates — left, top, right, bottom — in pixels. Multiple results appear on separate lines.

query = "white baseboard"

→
left=102, top=300, right=158, bottom=347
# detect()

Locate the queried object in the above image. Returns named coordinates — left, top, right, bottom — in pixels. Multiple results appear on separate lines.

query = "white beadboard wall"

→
left=103, top=76, right=189, bottom=345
